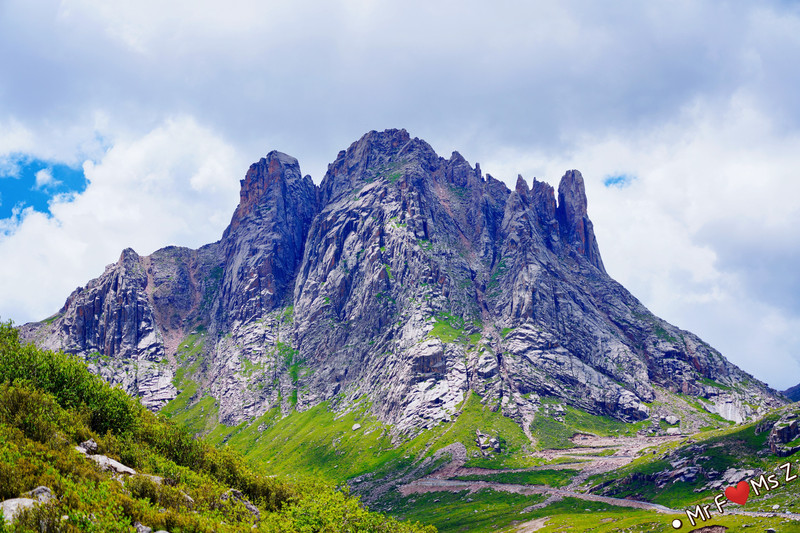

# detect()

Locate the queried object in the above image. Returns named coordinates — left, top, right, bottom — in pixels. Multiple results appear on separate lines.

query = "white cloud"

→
left=0, top=120, right=35, bottom=178
left=0, top=116, right=246, bottom=325
left=34, top=168, right=57, bottom=189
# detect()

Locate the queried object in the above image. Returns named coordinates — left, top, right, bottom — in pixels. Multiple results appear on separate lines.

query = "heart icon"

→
left=725, top=480, right=750, bottom=505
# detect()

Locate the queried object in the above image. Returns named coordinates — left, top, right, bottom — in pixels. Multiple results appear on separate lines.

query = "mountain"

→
left=20, top=129, right=784, bottom=440
left=785, top=383, right=800, bottom=402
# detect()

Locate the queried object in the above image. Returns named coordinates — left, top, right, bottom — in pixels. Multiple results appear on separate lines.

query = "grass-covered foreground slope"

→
left=0, top=321, right=435, bottom=533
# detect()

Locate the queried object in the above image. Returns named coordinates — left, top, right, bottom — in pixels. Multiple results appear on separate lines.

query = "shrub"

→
left=0, top=320, right=138, bottom=435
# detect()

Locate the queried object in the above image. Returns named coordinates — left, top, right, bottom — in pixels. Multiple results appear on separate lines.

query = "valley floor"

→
left=384, top=434, right=800, bottom=532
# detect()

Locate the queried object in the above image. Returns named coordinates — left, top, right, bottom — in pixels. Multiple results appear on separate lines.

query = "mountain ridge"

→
left=785, top=383, right=800, bottom=402
left=20, top=128, right=785, bottom=438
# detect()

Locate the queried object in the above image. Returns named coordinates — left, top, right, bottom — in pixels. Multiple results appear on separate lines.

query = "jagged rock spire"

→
left=556, top=170, right=605, bottom=273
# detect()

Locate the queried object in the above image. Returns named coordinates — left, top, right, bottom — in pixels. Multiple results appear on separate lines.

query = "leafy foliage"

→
left=0, top=322, right=135, bottom=435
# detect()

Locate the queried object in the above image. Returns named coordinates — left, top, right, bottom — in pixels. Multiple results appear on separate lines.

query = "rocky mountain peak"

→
left=556, top=170, right=605, bottom=273
left=219, top=151, right=318, bottom=327
left=515, top=174, right=530, bottom=197
left=318, top=128, right=444, bottom=206
left=228, top=150, right=306, bottom=233
left=119, top=247, right=141, bottom=264
left=21, top=130, right=785, bottom=434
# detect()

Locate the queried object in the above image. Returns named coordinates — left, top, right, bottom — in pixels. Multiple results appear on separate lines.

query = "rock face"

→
left=21, top=248, right=176, bottom=409
left=767, top=407, right=800, bottom=457
left=20, top=129, right=785, bottom=436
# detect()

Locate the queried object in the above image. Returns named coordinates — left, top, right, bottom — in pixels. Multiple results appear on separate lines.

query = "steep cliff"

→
left=20, top=129, right=785, bottom=436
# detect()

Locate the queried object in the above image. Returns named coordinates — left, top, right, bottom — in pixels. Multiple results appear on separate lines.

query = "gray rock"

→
left=79, top=438, right=99, bottom=454
left=351, top=423, right=361, bottom=431
left=220, top=489, right=260, bottom=521
left=664, top=415, right=680, bottom=425
left=1, top=498, right=37, bottom=524
left=133, top=522, right=152, bottom=533
left=719, top=467, right=756, bottom=486
left=767, top=408, right=800, bottom=456
left=0, top=485, right=54, bottom=524
left=476, top=351, right=498, bottom=379
left=22, top=486, right=53, bottom=503
left=88, top=454, right=136, bottom=475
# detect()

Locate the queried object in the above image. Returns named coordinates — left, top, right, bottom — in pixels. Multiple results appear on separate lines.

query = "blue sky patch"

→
left=603, top=174, right=635, bottom=188
left=0, top=154, right=88, bottom=220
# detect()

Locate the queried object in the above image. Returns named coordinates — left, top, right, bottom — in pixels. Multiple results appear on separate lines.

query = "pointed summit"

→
left=556, top=170, right=605, bottom=272
left=228, top=151, right=304, bottom=231
left=318, top=128, right=431, bottom=206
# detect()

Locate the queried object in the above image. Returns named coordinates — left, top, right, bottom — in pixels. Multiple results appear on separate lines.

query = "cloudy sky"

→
left=2, top=0, right=799, bottom=389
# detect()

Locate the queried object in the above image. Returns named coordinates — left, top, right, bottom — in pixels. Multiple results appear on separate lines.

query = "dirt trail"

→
left=539, top=434, right=681, bottom=492
left=515, top=517, right=549, bottom=532
left=399, top=478, right=679, bottom=513
left=398, top=432, right=689, bottom=531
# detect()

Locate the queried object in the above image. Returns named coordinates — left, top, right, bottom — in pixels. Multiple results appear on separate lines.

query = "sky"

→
left=1, top=0, right=799, bottom=390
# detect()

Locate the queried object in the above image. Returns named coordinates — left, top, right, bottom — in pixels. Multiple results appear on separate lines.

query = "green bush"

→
left=0, top=321, right=137, bottom=435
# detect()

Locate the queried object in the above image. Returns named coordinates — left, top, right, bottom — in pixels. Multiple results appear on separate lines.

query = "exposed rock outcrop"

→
left=767, top=408, right=800, bottom=457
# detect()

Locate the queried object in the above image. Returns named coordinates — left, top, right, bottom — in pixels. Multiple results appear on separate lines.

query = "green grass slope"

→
left=0, top=321, right=434, bottom=533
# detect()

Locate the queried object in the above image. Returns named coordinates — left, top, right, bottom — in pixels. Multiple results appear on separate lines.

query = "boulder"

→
left=79, top=438, right=99, bottom=454
left=1, top=485, right=54, bottom=524
left=220, top=489, right=260, bottom=521
left=89, top=454, right=136, bottom=475
left=23, top=486, right=53, bottom=503
left=133, top=522, right=152, bottom=533
left=1, top=498, right=37, bottom=524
